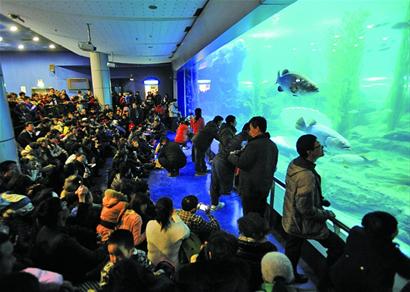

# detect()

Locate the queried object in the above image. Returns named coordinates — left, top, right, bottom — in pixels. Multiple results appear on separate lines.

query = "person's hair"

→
left=194, top=108, right=202, bottom=121
left=104, top=258, right=151, bottom=292
left=25, top=122, right=34, bottom=128
left=249, top=116, right=267, bottom=133
left=0, top=161, right=16, bottom=174
left=206, top=231, right=238, bottom=260
left=225, top=115, right=236, bottom=124
left=362, top=211, right=398, bottom=240
left=107, top=229, right=134, bottom=250
left=296, top=134, right=317, bottom=158
left=181, top=195, right=199, bottom=211
left=241, top=122, right=250, bottom=133
left=0, top=272, right=40, bottom=292
left=35, top=197, right=63, bottom=228
left=261, top=252, right=294, bottom=289
left=213, top=115, right=224, bottom=124
left=237, top=212, right=269, bottom=241
left=160, top=136, right=169, bottom=143
left=155, top=197, right=173, bottom=231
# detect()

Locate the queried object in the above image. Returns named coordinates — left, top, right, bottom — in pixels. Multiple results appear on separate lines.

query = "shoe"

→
left=210, top=202, right=225, bottom=211
left=195, top=172, right=207, bottom=176
left=293, top=273, right=308, bottom=284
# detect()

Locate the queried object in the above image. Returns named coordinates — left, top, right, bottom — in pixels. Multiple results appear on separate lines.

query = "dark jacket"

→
left=32, top=226, right=106, bottom=283
left=237, top=239, right=277, bottom=291
left=330, top=226, right=410, bottom=292
left=175, top=257, right=252, bottom=292
left=282, top=157, right=331, bottom=240
left=216, top=123, right=236, bottom=159
left=193, top=121, right=220, bottom=151
left=17, top=130, right=36, bottom=148
left=228, top=133, right=278, bottom=196
left=158, top=141, right=186, bottom=166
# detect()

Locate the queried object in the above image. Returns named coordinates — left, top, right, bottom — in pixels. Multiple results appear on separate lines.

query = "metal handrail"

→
left=273, top=177, right=351, bottom=233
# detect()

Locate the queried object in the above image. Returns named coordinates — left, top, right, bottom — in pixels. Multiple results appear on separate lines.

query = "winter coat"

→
left=118, top=209, right=146, bottom=246
left=217, top=123, right=236, bottom=159
left=175, top=124, right=189, bottom=144
left=281, top=157, right=331, bottom=240
left=158, top=141, right=186, bottom=166
left=228, top=133, right=278, bottom=197
left=190, top=117, right=205, bottom=135
left=193, top=121, right=220, bottom=151
left=330, top=226, right=410, bottom=292
left=96, top=189, right=128, bottom=242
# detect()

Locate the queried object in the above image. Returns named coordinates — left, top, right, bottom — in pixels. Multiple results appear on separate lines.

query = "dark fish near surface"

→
left=276, top=69, right=319, bottom=96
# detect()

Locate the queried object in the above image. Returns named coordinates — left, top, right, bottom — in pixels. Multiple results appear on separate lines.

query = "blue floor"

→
left=148, top=132, right=315, bottom=289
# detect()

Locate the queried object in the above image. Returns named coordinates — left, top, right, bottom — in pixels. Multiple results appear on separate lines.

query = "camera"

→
left=197, top=203, right=209, bottom=211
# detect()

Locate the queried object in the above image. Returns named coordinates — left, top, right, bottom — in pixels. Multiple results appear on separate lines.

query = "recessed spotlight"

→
left=49, top=44, right=56, bottom=49
left=10, top=25, right=18, bottom=32
left=33, top=36, right=40, bottom=42
left=148, top=5, right=157, bottom=10
left=18, top=44, right=24, bottom=50
left=0, top=36, right=3, bottom=42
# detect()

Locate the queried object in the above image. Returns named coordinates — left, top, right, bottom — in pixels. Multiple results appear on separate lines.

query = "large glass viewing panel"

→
left=179, top=0, right=410, bottom=254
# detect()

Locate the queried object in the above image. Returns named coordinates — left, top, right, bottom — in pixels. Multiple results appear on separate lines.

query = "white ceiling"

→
left=0, top=0, right=210, bottom=64
left=0, top=0, right=266, bottom=65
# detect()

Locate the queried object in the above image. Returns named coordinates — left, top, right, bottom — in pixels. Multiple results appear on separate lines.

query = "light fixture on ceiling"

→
left=130, top=75, right=134, bottom=82
left=49, top=44, right=56, bottom=49
left=33, top=36, right=40, bottom=42
left=0, top=36, right=3, bottom=42
left=18, top=44, right=24, bottom=50
left=10, top=25, right=18, bottom=32
left=148, top=5, right=157, bottom=10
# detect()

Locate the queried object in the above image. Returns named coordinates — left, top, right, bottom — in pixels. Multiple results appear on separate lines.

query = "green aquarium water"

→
left=180, top=0, right=410, bottom=254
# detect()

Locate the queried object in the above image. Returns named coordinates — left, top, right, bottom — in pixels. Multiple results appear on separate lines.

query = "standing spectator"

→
left=176, top=195, right=220, bottom=242
left=158, top=137, right=187, bottom=177
left=330, top=211, right=410, bottom=291
left=209, top=115, right=237, bottom=210
left=146, top=197, right=190, bottom=269
left=190, top=108, right=205, bottom=162
left=228, top=116, right=278, bottom=217
left=281, top=134, right=345, bottom=284
left=193, top=116, right=223, bottom=176
left=168, top=99, right=179, bottom=131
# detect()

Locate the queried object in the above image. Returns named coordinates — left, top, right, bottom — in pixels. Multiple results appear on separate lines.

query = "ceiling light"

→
left=33, top=36, right=39, bottom=42
left=10, top=25, right=18, bottom=32
left=49, top=44, right=56, bottom=49
left=18, top=44, right=24, bottom=50
left=148, top=5, right=157, bottom=10
left=0, top=36, right=3, bottom=42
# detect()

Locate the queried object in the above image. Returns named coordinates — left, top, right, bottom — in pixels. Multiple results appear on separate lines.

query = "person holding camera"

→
left=176, top=195, right=220, bottom=242
left=282, top=134, right=345, bottom=285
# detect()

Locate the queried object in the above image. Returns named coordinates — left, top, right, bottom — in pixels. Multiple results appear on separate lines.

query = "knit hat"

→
left=261, top=252, right=294, bottom=284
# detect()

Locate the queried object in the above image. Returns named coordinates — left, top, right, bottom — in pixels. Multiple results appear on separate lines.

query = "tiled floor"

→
left=148, top=132, right=316, bottom=290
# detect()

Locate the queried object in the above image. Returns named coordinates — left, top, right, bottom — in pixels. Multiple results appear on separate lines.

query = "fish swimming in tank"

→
left=295, top=117, right=351, bottom=151
left=276, top=69, right=319, bottom=96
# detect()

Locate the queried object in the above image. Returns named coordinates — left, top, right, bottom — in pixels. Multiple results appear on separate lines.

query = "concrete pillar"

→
left=0, top=64, right=19, bottom=163
left=90, top=52, right=112, bottom=107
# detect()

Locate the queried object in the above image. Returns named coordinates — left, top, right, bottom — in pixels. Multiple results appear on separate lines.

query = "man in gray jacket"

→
left=228, top=116, right=278, bottom=217
left=282, top=134, right=345, bottom=284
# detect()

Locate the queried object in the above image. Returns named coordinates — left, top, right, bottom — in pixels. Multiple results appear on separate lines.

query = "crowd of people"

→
left=0, top=88, right=409, bottom=292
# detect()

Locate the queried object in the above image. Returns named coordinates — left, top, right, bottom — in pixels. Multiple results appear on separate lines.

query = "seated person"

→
left=175, top=230, right=251, bottom=292
left=32, top=197, right=106, bottom=284
left=117, top=196, right=146, bottom=247
left=146, top=197, right=190, bottom=269
left=100, top=229, right=152, bottom=289
left=236, top=212, right=277, bottom=290
left=176, top=195, right=220, bottom=242
left=157, top=136, right=187, bottom=177
left=330, top=211, right=410, bottom=292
